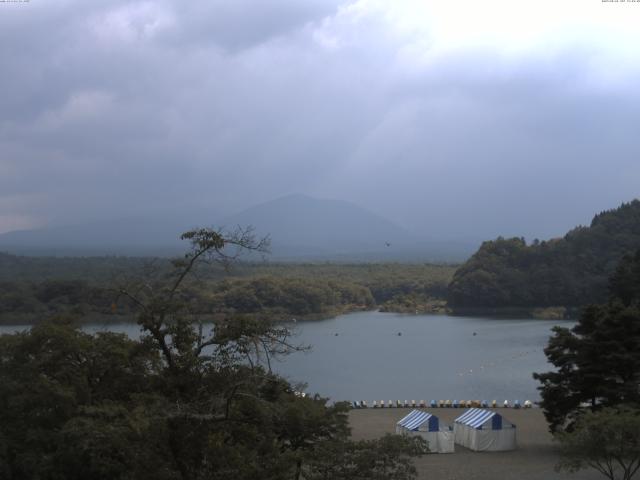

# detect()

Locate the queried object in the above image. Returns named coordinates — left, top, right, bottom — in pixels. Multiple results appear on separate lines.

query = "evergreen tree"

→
left=534, top=249, right=640, bottom=432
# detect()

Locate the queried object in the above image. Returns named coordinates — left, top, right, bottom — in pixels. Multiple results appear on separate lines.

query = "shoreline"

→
left=0, top=302, right=583, bottom=326
left=0, top=306, right=578, bottom=328
left=449, top=305, right=581, bottom=320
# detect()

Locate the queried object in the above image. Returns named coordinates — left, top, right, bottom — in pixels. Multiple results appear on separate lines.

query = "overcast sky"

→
left=1, top=0, right=639, bottom=241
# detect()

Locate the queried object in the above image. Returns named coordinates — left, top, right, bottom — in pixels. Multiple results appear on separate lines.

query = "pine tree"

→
left=534, top=249, right=640, bottom=432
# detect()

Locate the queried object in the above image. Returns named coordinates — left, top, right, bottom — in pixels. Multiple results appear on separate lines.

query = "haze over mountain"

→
left=0, top=194, right=476, bottom=261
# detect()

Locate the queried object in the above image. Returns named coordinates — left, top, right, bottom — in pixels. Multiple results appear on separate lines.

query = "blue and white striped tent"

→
left=455, top=408, right=504, bottom=429
left=396, top=410, right=454, bottom=453
left=454, top=408, right=516, bottom=451
left=396, top=410, right=439, bottom=432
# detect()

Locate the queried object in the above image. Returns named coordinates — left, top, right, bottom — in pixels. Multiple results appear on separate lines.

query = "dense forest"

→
left=0, top=255, right=455, bottom=324
left=449, top=200, right=640, bottom=313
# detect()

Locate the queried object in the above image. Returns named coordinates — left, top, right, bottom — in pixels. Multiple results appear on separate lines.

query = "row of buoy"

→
left=351, top=399, right=533, bottom=409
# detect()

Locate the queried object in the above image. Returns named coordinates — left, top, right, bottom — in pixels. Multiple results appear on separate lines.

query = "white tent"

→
left=396, top=409, right=454, bottom=453
left=454, top=408, right=516, bottom=452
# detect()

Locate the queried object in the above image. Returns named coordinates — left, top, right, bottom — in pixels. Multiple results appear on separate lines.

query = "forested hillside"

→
left=448, top=200, right=640, bottom=312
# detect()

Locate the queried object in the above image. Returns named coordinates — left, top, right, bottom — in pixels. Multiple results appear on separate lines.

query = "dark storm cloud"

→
left=0, top=0, right=638, bottom=239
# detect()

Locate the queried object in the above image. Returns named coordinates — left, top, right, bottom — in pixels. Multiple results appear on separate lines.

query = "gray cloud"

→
left=160, top=0, right=347, bottom=50
left=0, top=0, right=638, bottom=241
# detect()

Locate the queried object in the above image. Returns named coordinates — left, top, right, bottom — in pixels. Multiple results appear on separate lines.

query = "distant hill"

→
left=0, top=217, right=200, bottom=256
left=0, top=195, right=475, bottom=261
left=448, top=200, right=640, bottom=312
left=220, top=194, right=475, bottom=261
left=220, top=194, right=412, bottom=256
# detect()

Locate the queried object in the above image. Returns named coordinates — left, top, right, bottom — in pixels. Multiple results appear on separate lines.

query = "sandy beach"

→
left=349, top=408, right=601, bottom=480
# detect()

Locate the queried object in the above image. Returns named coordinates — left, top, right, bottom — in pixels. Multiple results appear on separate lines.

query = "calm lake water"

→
left=0, top=311, right=571, bottom=403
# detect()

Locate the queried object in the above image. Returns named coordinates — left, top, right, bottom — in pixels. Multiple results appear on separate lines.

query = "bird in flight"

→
left=385, top=242, right=391, bottom=247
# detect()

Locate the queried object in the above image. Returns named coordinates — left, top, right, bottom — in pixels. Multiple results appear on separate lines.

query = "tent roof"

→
left=455, top=408, right=503, bottom=429
left=397, top=409, right=436, bottom=431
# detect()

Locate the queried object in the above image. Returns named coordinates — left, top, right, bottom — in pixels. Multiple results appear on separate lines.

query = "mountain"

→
left=448, top=199, right=640, bottom=312
left=0, top=195, right=475, bottom=261
left=219, top=194, right=415, bottom=259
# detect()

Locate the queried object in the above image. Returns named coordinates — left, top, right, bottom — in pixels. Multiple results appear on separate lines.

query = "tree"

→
left=0, top=319, right=165, bottom=479
left=609, top=250, right=640, bottom=308
left=556, top=407, right=640, bottom=480
left=304, top=434, right=426, bottom=480
left=534, top=249, right=640, bottom=432
left=449, top=200, right=640, bottom=311
left=0, top=226, right=425, bottom=480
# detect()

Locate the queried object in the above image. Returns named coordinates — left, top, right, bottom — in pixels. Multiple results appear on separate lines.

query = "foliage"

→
left=0, top=257, right=455, bottom=324
left=449, top=200, right=640, bottom=310
left=610, top=250, right=640, bottom=308
left=207, top=276, right=375, bottom=318
left=0, top=320, right=164, bottom=479
left=556, top=406, right=640, bottom=480
left=534, top=249, right=640, bottom=432
left=0, top=252, right=156, bottom=283
left=304, top=434, right=427, bottom=480
left=0, top=227, right=424, bottom=480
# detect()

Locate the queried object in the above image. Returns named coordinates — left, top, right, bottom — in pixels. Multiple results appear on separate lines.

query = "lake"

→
left=0, top=311, right=570, bottom=403
left=276, top=311, right=571, bottom=403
